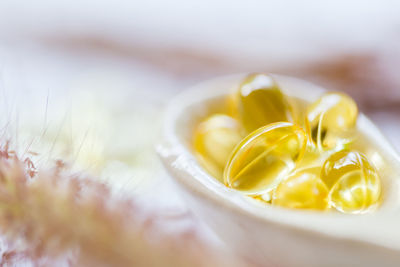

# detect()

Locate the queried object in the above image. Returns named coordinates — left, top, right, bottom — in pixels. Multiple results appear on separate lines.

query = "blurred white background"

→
left=1, top=0, right=400, bottom=70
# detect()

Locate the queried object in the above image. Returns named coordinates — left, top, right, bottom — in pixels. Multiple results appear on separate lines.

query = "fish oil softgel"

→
left=273, top=167, right=329, bottom=210
left=306, top=92, right=358, bottom=151
left=223, top=122, right=307, bottom=194
left=193, top=114, right=242, bottom=182
left=192, top=73, right=382, bottom=214
left=237, top=73, right=292, bottom=133
left=321, top=150, right=381, bottom=213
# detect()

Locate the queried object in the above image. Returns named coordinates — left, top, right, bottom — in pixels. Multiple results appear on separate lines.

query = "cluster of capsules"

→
left=193, top=73, right=382, bottom=214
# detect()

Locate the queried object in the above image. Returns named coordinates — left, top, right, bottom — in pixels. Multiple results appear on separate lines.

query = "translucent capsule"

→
left=238, top=73, right=292, bottom=133
left=193, top=114, right=242, bottom=182
left=224, top=122, right=307, bottom=195
left=273, top=167, right=329, bottom=210
left=306, top=92, right=358, bottom=150
left=321, top=150, right=381, bottom=214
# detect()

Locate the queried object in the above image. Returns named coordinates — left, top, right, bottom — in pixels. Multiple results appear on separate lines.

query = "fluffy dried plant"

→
left=0, top=141, right=248, bottom=267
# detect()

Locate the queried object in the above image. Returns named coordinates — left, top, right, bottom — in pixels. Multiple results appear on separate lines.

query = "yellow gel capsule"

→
left=306, top=92, right=358, bottom=150
left=238, top=73, right=292, bottom=133
left=273, top=167, right=329, bottom=210
left=224, top=122, right=307, bottom=195
left=193, top=114, right=242, bottom=182
left=321, top=150, right=381, bottom=214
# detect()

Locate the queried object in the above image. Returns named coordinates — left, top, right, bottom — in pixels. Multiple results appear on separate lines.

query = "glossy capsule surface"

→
left=224, top=122, right=307, bottom=195
left=238, top=73, right=292, bottom=133
left=193, top=114, right=242, bottom=182
left=273, top=167, right=329, bottom=210
left=321, top=150, right=381, bottom=213
left=252, top=192, right=273, bottom=204
left=306, top=92, right=358, bottom=150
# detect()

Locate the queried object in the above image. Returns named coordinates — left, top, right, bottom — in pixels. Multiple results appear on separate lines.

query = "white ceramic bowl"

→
left=158, top=74, right=400, bottom=267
